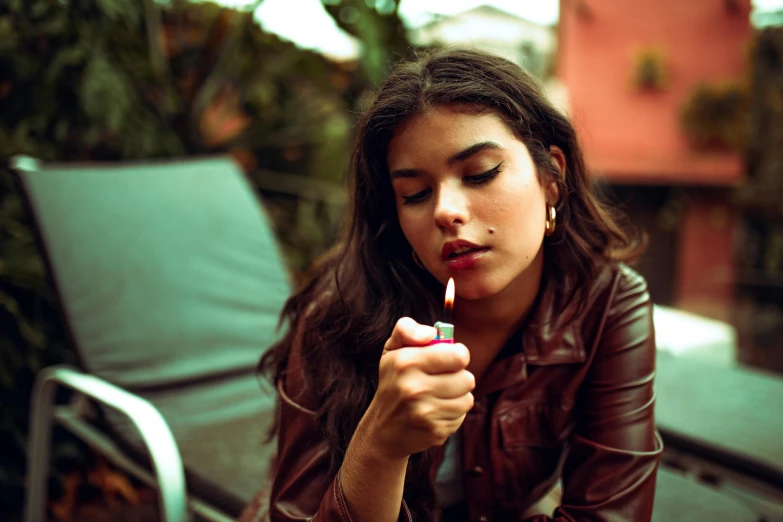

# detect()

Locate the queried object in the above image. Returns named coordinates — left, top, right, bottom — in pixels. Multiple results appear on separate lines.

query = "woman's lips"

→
left=444, top=248, right=490, bottom=269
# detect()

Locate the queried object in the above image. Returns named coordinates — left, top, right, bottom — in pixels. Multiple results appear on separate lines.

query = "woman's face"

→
left=387, top=105, right=558, bottom=301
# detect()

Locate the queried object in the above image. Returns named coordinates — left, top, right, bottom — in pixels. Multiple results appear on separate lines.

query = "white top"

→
left=434, top=433, right=465, bottom=508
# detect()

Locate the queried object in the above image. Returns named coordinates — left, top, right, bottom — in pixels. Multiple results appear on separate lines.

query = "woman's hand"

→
left=340, top=317, right=473, bottom=521
left=356, top=317, right=476, bottom=461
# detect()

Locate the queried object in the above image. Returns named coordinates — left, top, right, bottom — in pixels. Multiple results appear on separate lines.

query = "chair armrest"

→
left=25, top=365, right=188, bottom=522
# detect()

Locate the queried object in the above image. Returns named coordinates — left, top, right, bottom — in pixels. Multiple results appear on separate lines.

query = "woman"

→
left=251, top=48, right=662, bottom=522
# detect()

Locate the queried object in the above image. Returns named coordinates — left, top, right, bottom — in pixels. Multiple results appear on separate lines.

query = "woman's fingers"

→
left=417, top=343, right=470, bottom=374
left=383, top=317, right=437, bottom=352
left=370, top=323, right=476, bottom=458
left=429, top=395, right=475, bottom=421
left=407, top=395, right=473, bottom=426
left=382, top=344, right=470, bottom=386
left=419, top=370, right=475, bottom=399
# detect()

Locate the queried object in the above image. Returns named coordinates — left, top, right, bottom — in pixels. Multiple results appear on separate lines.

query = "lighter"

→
left=428, top=277, right=455, bottom=345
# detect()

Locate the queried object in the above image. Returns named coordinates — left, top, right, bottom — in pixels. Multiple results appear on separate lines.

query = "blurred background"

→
left=2, top=0, right=783, bottom=520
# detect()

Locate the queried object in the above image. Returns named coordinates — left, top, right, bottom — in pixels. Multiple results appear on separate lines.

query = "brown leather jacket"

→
left=264, top=263, right=662, bottom=522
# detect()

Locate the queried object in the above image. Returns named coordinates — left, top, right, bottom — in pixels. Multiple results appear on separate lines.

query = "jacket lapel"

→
left=475, top=273, right=587, bottom=396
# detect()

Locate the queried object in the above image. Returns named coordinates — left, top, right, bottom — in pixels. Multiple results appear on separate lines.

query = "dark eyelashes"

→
left=402, top=189, right=430, bottom=205
left=401, top=162, right=503, bottom=205
left=464, top=162, right=503, bottom=184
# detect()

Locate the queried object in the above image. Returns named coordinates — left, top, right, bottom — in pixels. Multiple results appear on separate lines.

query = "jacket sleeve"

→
left=266, top=319, right=356, bottom=522
left=267, top=323, right=412, bottom=522
left=525, top=267, right=663, bottom=522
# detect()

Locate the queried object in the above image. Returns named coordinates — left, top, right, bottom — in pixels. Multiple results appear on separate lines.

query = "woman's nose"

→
left=433, top=185, right=469, bottom=229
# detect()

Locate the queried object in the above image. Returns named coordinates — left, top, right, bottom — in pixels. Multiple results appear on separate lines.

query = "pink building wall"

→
left=558, top=0, right=753, bottom=319
left=559, top=0, right=751, bottom=184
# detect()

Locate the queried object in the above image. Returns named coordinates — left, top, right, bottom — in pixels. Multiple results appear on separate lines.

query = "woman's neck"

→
left=451, top=250, right=544, bottom=373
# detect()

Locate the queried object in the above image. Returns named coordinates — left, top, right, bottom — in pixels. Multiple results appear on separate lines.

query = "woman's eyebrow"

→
left=390, top=167, right=420, bottom=180
left=389, top=141, right=503, bottom=180
left=447, top=141, right=503, bottom=165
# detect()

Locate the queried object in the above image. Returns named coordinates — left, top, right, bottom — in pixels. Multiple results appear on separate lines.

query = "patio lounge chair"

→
left=15, top=155, right=291, bottom=522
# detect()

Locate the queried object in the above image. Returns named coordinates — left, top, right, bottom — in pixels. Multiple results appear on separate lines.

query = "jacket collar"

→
left=519, top=269, right=586, bottom=366
left=474, top=268, right=597, bottom=396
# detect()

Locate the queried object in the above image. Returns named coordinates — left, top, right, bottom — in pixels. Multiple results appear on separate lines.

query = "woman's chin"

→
left=454, top=279, right=500, bottom=302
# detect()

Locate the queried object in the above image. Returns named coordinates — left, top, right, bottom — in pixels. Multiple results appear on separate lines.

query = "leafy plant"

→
left=630, top=45, right=668, bottom=91
left=0, top=0, right=412, bottom=519
left=732, top=27, right=783, bottom=374
left=679, top=80, right=750, bottom=151
left=321, top=0, right=411, bottom=85
left=739, top=27, right=783, bottom=222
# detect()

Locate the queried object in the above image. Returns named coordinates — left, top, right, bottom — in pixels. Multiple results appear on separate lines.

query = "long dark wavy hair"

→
left=259, top=48, right=642, bottom=520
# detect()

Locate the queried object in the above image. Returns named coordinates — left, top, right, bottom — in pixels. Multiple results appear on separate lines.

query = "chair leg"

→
left=54, top=408, right=235, bottom=522
left=24, top=365, right=189, bottom=522
left=24, top=367, right=57, bottom=522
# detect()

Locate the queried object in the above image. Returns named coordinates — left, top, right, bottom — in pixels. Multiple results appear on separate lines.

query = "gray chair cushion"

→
left=21, top=157, right=290, bottom=389
left=18, top=156, right=290, bottom=512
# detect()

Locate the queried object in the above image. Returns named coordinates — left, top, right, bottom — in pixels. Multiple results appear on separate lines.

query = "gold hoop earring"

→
left=545, top=205, right=557, bottom=236
left=412, top=250, right=426, bottom=269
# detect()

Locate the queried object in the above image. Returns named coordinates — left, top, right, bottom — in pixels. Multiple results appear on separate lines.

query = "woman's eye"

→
left=400, top=163, right=502, bottom=204
left=402, top=188, right=431, bottom=205
left=464, top=163, right=503, bottom=185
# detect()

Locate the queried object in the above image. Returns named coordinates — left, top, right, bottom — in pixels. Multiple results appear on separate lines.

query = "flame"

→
left=444, top=277, right=455, bottom=312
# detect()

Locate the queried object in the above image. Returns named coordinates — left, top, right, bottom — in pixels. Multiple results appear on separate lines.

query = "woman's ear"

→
left=546, top=145, right=567, bottom=204
left=549, top=146, right=566, bottom=180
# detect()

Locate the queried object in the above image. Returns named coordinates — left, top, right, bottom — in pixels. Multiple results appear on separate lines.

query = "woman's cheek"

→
left=398, top=214, right=426, bottom=248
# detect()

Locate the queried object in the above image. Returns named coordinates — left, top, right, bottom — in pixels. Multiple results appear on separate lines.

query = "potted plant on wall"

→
left=679, top=80, right=749, bottom=151
left=630, top=45, right=668, bottom=91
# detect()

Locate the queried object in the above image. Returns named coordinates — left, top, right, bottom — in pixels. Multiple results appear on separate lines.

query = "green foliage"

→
left=730, top=29, right=783, bottom=374
left=630, top=46, right=668, bottom=91
left=0, top=167, right=75, bottom=519
left=737, top=27, right=783, bottom=276
left=321, top=0, right=410, bottom=84
left=741, top=28, right=783, bottom=220
left=0, top=0, right=411, bottom=518
left=679, top=81, right=750, bottom=151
